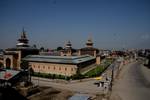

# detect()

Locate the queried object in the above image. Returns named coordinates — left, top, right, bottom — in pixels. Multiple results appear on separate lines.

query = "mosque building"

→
left=23, top=55, right=95, bottom=76
left=60, top=41, right=76, bottom=56
left=22, top=38, right=100, bottom=76
left=78, top=38, right=99, bottom=57
left=1, top=29, right=101, bottom=76
left=3, top=29, right=39, bottom=70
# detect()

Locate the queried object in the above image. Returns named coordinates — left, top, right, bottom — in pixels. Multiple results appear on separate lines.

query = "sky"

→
left=0, top=0, right=150, bottom=50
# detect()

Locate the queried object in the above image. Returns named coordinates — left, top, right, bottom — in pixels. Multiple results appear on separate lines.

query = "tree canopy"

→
left=57, top=46, right=63, bottom=51
left=20, top=60, right=29, bottom=70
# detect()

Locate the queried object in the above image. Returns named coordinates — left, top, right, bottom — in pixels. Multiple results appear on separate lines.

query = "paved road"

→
left=31, top=61, right=120, bottom=95
left=32, top=77, right=105, bottom=94
left=110, top=61, right=150, bottom=100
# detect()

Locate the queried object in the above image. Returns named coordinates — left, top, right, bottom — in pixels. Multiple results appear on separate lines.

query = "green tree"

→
left=20, top=60, right=29, bottom=70
left=40, top=47, right=44, bottom=52
left=32, top=44, right=37, bottom=48
left=0, top=63, right=3, bottom=68
left=57, top=46, right=63, bottom=51
left=20, top=60, right=31, bottom=82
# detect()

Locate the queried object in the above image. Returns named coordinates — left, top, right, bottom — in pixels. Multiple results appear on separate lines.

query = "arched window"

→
left=59, top=67, right=61, bottom=70
left=65, top=68, right=67, bottom=71
left=33, top=65, right=35, bottom=68
left=71, top=68, right=73, bottom=71
left=6, top=58, right=11, bottom=69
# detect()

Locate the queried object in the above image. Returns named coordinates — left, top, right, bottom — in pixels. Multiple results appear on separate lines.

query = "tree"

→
left=20, top=60, right=31, bottom=82
left=0, top=63, right=3, bottom=68
left=20, top=60, right=29, bottom=70
left=40, top=47, right=44, bottom=52
left=57, top=46, right=63, bottom=51
left=33, top=44, right=37, bottom=48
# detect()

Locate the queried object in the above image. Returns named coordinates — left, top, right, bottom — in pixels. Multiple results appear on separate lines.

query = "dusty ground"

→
left=27, top=86, right=74, bottom=100
left=26, top=86, right=107, bottom=100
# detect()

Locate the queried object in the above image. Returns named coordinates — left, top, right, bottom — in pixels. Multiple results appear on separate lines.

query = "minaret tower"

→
left=86, top=37, right=93, bottom=48
left=65, top=41, right=72, bottom=49
left=61, top=40, right=73, bottom=56
left=16, top=28, right=29, bottom=47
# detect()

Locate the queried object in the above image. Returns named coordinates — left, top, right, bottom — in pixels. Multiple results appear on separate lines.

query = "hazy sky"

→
left=0, top=0, right=150, bottom=49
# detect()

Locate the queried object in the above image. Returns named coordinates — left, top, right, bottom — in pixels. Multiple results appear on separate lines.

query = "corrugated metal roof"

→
left=0, top=69, right=20, bottom=80
left=22, top=55, right=95, bottom=64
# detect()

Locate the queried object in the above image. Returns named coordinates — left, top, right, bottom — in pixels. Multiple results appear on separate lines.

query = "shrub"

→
left=71, top=73, right=85, bottom=80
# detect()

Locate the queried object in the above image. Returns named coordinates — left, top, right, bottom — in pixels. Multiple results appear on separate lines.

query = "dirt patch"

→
left=28, top=86, right=74, bottom=100
left=109, top=93, right=122, bottom=100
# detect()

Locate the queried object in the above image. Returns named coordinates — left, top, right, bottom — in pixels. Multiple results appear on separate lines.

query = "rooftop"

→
left=23, top=55, right=95, bottom=64
left=0, top=69, right=20, bottom=81
left=80, top=47, right=99, bottom=51
left=5, top=46, right=39, bottom=51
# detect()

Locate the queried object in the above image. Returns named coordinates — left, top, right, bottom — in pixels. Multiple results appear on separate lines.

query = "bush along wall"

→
left=32, top=72, right=71, bottom=80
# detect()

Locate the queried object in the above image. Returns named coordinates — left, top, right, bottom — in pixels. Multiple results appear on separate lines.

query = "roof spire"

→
left=16, top=28, right=29, bottom=47
left=86, top=34, right=93, bottom=48
left=21, top=27, right=27, bottom=39
left=65, top=40, right=72, bottom=49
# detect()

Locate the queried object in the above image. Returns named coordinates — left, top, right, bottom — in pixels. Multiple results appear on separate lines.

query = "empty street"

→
left=110, top=61, right=150, bottom=100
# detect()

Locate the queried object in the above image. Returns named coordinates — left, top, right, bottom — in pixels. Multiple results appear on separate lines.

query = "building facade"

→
left=0, top=55, right=3, bottom=67
left=78, top=38, right=101, bottom=65
left=60, top=41, right=76, bottom=56
left=78, top=38, right=99, bottom=57
left=3, top=29, right=39, bottom=70
left=23, top=55, right=96, bottom=76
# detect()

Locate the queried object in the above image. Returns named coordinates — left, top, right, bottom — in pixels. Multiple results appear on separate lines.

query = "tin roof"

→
left=22, top=55, right=95, bottom=64
left=0, top=69, right=20, bottom=81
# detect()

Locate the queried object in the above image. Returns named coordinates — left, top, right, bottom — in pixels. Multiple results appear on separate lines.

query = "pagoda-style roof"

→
left=80, top=38, right=98, bottom=52
left=64, top=40, right=72, bottom=49
left=16, top=28, right=29, bottom=47
left=86, top=38, right=93, bottom=48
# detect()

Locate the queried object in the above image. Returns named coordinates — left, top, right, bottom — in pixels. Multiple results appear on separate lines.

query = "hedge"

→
left=32, top=72, right=70, bottom=80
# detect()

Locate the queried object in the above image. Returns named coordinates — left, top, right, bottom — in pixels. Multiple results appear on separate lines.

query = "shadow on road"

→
left=0, top=87, right=28, bottom=100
